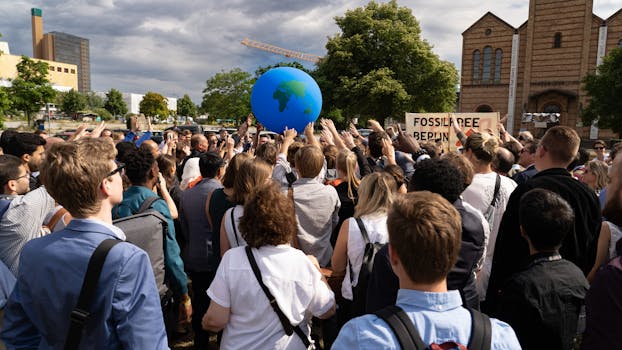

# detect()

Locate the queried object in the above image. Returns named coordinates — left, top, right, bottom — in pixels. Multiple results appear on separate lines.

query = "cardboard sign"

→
left=405, top=113, right=499, bottom=153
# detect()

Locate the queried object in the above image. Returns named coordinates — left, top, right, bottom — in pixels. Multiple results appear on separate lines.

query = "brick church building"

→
left=459, top=0, right=622, bottom=139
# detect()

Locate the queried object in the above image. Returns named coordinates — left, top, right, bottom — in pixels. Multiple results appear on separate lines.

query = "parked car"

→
left=164, top=124, right=204, bottom=135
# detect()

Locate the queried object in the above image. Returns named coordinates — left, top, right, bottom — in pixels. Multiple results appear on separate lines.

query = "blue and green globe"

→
left=251, top=67, right=322, bottom=133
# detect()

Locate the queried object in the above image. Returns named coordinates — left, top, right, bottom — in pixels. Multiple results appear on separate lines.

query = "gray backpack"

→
left=113, top=197, right=168, bottom=297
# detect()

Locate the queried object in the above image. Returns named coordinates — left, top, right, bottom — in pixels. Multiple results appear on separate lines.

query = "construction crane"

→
left=240, top=38, right=323, bottom=63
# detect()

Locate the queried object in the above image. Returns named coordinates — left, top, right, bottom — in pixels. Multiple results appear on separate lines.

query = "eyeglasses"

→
left=107, top=162, right=125, bottom=178
left=594, top=147, right=604, bottom=150
left=11, top=172, right=30, bottom=181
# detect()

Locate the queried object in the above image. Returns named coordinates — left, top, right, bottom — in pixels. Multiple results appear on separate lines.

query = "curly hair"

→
left=123, top=147, right=156, bottom=186
left=239, top=182, right=296, bottom=248
left=409, top=158, right=466, bottom=203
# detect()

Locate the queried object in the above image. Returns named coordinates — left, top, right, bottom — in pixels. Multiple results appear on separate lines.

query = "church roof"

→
left=462, top=12, right=516, bottom=35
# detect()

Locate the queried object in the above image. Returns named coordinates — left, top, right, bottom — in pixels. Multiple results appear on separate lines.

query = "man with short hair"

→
left=178, top=152, right=225, bottom=349
left=492, top=147, right=514, bottom=177
left=1, top=138, right=168, bottom=348
left=593, top=139, right=607, bottom=162
left=3, top=133, right=46, bottom=191
left=0, top=155, right=55, bottom=275
left=512, top=140, right=538, bottom=185
left=494, top=189, right=588, bottom=349
left=333, top=191, right=520, bottom=349
left=486, top=126, right=601, bottom=311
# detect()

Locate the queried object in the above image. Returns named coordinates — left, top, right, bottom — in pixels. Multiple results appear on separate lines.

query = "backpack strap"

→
left=138, top=196, right=161, bottom=214
left=64, top=239, right=122, bottom=350
left=230, top=207, right=240, bottom=247
left=46, top=207, right=68, bottom=232
left=489, top=174, right=501, bottom=208
left=245, top=246, right=312, bottom=348
left=467, top=308, right=492, bottom=350
left=349, top=218, right=371, bottom=284
left=374, top=305, right=426, bottom=350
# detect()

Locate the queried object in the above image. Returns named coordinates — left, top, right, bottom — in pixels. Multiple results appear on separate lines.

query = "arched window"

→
left=543, top=104, right=561, bottom=114
left=482, top=46, right=492, bottom=83
left=494, top=49, right=502, bottom=83
left=476, top=104, right=493, bottom=112
left=473, top=50, right=480, bottom=83
left=553, top=32, right=562, bottom=48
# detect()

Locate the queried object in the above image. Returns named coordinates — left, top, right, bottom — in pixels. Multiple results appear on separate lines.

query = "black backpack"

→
left=113, top=197, right=168, bottom=297
left=375, top=305, right=492, bottom=350
left=350, top=217, right=385, bottom=317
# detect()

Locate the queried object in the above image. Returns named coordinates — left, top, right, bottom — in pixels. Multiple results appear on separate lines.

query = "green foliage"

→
left=582, top=48, right=622, bottom=138
left=201, top=68, right=252, bottom=125
left=177, top=94, right=197, bottom=117
left=314, top=0, right=458, bottom=125
left=9, top=56, right=57, bottom=126
left=255, top=62, right=311, bottom=78
left=0, top=87, right=9, bottom=128
left=104, top=88, right=128, bottom=117
left=139, top=92, right=169, bottom=118
left=59, top=89, right=87, bottom=118
left=93, top=107, right=113, bottom=121
left=85, top=92, right=104, bottom=109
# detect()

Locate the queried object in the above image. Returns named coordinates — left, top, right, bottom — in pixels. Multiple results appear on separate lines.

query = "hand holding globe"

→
left=250, top=67, right=323, bottom=133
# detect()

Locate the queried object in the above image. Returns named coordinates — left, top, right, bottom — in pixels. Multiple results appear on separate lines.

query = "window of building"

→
left=476, top=104, right=493, bottom=112
left=473, top=50, right=480, bottom=83
left=64, top=68, right=69, bottom=73
left=553, top=32, right=562, bottom=48
left=57, top=67, right=62, bottom=72
left=482, top=46, right=492, bottom=83
left=543, top=104, right=561, bottom=114
left=494, top=49, right=502, bottom=83
left=49, top=66, right=54, bottom=71
left=71, top=69, right=75, bottom=74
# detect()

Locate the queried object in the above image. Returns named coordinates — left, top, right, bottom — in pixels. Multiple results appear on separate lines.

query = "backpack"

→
left=375, top=305, right=492, bottom=350
left=113, top=197, right=168, bottom=297
left=350, top=217, right=385, bottom=317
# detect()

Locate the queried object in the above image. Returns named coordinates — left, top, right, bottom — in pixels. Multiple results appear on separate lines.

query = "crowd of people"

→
left=0, top=114, right=619, bottom=350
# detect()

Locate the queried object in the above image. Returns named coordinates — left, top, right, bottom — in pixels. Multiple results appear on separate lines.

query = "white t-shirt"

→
left=207, top=245, right=335, bottom=350
left=607, top=221, right=622, bottom=259
left=462, top=172, right=516, bottom=300
left=223, top=205, right=246, bottom=248
left=341, top=214, right=389, bottom=301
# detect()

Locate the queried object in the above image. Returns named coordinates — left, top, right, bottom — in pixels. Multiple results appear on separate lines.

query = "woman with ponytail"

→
left=331, top=149, right=361, bottom=246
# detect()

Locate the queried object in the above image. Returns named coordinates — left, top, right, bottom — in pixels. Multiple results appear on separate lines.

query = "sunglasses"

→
left=107, top=161, right=126, bottom=178
left=594, top=147, right=604, bottom=150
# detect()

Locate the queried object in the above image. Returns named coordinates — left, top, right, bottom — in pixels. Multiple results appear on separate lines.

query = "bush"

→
left=93, top=107, right=113, bottom=121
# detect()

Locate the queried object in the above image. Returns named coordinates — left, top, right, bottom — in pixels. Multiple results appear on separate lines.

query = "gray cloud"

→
left=1, top=0, right=619, bottom=103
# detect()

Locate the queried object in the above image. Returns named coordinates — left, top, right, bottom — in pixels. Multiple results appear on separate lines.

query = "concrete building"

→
left=460, top=0, right=622, bottom=139
left=0, top=41, right=78, bottom=91
left=31, top=8, right=91, bottom=93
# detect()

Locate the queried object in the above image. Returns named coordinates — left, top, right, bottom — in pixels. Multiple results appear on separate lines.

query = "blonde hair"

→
left=295, top=145, right=324, bottom=178
left=585, top=160, right=609, bottom=192
left=40, top=139, right=116, bottom=218
left=354, top=172, right=396, bottom=218
left=231, top=159, right=273, bottom=205
left=336, top=149, right=360, bottom=200
left=465, top=132, right=498, bottom=163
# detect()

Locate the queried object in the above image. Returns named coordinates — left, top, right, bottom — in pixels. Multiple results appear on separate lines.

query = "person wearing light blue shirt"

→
left=1, top=138, right=168, bottom=349
left=332, top=191, right=520, bottom=350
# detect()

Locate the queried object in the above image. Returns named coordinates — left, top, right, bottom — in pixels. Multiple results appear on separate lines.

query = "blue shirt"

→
left=332, top=289, right=521, bottom=350
left=1, top=219, right=168, bottom=349
left=114, top=186, right=188, bottom=295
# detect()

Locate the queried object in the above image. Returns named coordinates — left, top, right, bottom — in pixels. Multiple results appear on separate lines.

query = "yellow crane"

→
left=240, top=38, right=322, bottom=63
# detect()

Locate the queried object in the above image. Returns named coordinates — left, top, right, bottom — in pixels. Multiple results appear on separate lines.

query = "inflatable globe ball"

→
left=250, top=67, right=322, bottom=133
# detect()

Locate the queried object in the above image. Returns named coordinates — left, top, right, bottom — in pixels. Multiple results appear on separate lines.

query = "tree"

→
left=85, top=92, right=104, bottom=109
left=582, top=48, right=622, bottom=138
left=9, top=56, right=56, bottom=126
left=255, top=62, right=312, bottom=77
left=93, top=107, right=113, bottom=121
left=59, top=89, right=87, bottom=119
left=104, top=88, right=128, bottom=117
left=201, top=68, right=253, bottom=125
left=139, top=92, right=168, bottom=119
left=177, top=94, right=197, bottom=118
left=314, top=0, right=458, bottom=126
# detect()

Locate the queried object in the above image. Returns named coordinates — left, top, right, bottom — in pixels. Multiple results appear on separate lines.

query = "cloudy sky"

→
left=1, top=0, right=619, bottom=103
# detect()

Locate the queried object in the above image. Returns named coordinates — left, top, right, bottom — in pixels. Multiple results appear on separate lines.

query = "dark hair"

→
left=124, top=147, right=156, bottom=185
left=198, top=152, right=224, bottom=179
left=239, top=182, right=296, bottom=248
left=388, top=191, right=462, bottom=283
left=383, top=164, right=405, bottom=189
left=409, top=158, right=466, bottom=203
left=323, top=145, right=338, bottom=169
left=367, top=131, right=389, bottom=158
left=157, top=154, right=177, bottom=188
left=4, top=132, right=46, bottom=158
left=610, top=142, right=622, bottom=161
left=519, top=188, right=574, bottom=251
left=493, top=147, right=514, bottom=174
left=115, top=141, right=136, bottom=162
left=0, top=155, right=25, bottom=187
left=221, top=152, right=252, bottom=188
left=420, top=142, right=440, bottom=160
left=255, top=143, right=278, bottom=166
left=504, top=140, right=522, bottom=162
left=0, top=130, right=19, bottom=150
